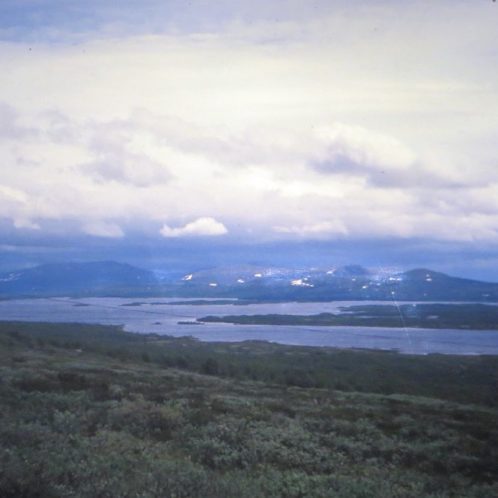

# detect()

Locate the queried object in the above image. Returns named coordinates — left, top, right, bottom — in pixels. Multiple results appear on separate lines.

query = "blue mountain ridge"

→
left=1, top=261, right=497, bottom=301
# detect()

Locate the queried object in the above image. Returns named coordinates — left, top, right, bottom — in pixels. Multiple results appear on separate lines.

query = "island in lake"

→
left=199, top=303, right=498, bottom=330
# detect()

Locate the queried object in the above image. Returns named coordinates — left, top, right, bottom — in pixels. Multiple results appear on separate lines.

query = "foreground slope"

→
left=1, top=322, right=497, bottom=497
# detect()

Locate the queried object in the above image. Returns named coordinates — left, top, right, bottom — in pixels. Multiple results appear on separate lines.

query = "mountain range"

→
left=1, top=261, right=498, bottom=302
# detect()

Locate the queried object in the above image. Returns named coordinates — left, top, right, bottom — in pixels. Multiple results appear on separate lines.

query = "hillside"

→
left=0, top=322, right=497, bottom=497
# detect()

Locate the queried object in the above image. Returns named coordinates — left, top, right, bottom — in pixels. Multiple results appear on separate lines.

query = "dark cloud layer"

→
left=1, top=233, right=498, bottom=282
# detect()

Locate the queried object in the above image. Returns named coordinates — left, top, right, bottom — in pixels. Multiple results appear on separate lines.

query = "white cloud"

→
left=0, top=185, right=28, bottom=204
left=274, top=221, right=348, bottom=238
left=160, top=217, right=228, bottom=238
left=0, top=1, right=497, bottom=243
left=13, top=218, right=40, bottom=230
left=82, top=221, right=124, bottom=238
left=314, top=124, right=416, bottom=173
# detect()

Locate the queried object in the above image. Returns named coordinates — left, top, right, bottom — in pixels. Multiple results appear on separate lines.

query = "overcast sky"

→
left=1, top=1, right=498, bottom=277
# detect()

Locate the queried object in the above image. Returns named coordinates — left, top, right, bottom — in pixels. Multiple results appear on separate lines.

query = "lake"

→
left=1, top=297, right=498, bottom=355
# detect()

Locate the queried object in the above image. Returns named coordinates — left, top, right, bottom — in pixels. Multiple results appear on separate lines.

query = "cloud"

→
left=0, top=1, right=497, bottom=245
left=0, top=184, right=28, bottom=203
left=81, top=156, right=171, bottom=188
left=78, top=122, right=173, bottom=187
left=82, top=221, right=124, bottom=238
left=13, top=218, right=40, bottom=230
left=0, top=103, right=36, bottom=140
left=274, top=221, right=348, bottom=238
left=159, top=217, right=228, bottom=238
left=314, top=124, right=416, bottom=173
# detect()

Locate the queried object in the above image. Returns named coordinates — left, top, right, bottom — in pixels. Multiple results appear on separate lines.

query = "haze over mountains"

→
left=1, top=261, right=498, bottom=302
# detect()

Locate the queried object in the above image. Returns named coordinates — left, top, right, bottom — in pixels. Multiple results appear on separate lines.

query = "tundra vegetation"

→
left=1, top=321, right=497, bottom=497
left=199, top=303, right=498, bottom=329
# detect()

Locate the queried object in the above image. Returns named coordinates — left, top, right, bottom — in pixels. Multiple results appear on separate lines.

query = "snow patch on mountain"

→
left=291, top=279, right=314, bottom=288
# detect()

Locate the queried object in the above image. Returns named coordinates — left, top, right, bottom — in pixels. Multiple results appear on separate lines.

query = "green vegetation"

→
left=200, top=303, right=498, bottom=330
left=1, top=321, right=498, bottom=497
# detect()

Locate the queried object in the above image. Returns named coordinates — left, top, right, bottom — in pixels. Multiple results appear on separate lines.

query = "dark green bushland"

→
left=0, top=321, right=497, bottom=497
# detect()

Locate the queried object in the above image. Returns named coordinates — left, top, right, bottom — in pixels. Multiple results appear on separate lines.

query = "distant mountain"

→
left=1, top=261, right=498, bottom=301
left=330, top=265, right=371, bottom=277
left=169, top=265, right=498, bottom=302
left=384, top=268, right=498, bottom=301
left=0, top=261, right=158, bottom=298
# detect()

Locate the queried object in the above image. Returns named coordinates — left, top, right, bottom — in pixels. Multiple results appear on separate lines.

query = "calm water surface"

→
left=1, top=297, right=498, bottom=355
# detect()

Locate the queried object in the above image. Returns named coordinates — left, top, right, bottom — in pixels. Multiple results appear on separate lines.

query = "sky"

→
left=1, top=1, right=498, bottom=279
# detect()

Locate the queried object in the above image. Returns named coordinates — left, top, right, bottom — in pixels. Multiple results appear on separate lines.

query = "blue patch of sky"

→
left=0, top=0, right=372, bottom=42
